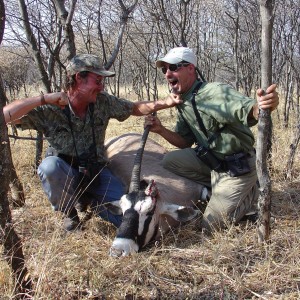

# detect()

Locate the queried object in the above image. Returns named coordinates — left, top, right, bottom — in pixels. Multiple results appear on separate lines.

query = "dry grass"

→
left=1, top=97, right=300, bottom=300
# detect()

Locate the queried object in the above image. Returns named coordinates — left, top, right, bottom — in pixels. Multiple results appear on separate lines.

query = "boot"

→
left=75, top=193, right=92, bottom=213
left=196, top=186, right=211, bottom=213
left=240, top=211, right=258, bottom=223
left=63, top=207, right=81, bottom=231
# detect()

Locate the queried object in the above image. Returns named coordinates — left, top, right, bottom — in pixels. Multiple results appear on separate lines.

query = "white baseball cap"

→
left=156, top=47, right=197, bottom=68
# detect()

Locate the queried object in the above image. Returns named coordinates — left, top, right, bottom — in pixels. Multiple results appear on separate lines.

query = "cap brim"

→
left=156, top=57, right=183, bottom=68
left=91, top=69, right=115, bottom=77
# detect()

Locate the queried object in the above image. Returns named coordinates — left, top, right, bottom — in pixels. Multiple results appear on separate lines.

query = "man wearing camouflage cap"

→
left=3, top=53, right=181, bottom=231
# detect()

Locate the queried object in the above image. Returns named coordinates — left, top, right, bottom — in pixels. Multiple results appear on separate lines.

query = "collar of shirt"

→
left=180, top=80, right=202, bottom=102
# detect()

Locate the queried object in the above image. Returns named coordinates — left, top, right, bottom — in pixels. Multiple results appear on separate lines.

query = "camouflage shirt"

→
left=18, top=92, right=134, bottom=164
left=176, top=81, right=257, bottom=160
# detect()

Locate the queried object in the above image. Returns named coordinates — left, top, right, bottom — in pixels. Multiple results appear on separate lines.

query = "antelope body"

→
left=105, top=133, right=204, bottom=257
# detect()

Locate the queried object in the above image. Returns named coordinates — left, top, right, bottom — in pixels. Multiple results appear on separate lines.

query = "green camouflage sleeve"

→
left=96, top=92, right=134, bottom=121
left=17, top=105, right=62, bottom=132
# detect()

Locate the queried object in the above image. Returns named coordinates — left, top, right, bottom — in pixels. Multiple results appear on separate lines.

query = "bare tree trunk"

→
left=53, top=0, right=77, bottom=60
left=285, top=124, right=300, bottom=180
left=283, top=70, right=293, bottom=128
left=105, top=0, right=138, bottom=69
left=0, top=0, right=4, bottom=43
left=17, top=0, right=51, bottom=92
left=9, top=168, right=25, bottom=208
left=34, top=130, right=44, bottom=172
left=0, top=76, right=25, bottom=207
left=0, top=0, right=32, bottom=297
left=257, top=0, right=274, bottom=243
left=226, top=1, right=240, bottom=91
left=18, top=0, right=53, bottom=170
left=179, top=0, right=190, bottom=47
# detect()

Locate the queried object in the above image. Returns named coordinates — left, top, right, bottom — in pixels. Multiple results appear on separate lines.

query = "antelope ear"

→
left=160, top=203, right=200, bottom=222
left=103, top=200, right=123, bottom=215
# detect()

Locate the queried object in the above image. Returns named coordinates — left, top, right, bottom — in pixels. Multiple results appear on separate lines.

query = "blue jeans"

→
left=37, top=156, right=124, bottom=227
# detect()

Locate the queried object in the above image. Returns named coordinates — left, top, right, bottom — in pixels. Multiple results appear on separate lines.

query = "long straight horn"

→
left=129, top=110, right=157, bottom=193
left=128, top=124, right=151, bottom=193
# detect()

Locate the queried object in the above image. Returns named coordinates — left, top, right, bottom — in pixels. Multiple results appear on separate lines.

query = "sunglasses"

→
left=161, top=62, right=190, bottom=74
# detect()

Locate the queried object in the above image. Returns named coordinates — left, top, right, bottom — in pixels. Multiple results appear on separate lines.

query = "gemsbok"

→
left=104, top=132, right=206, bottom=257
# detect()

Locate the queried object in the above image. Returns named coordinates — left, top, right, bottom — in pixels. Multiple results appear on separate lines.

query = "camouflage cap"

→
left=66, top=54, right=115, bottom=77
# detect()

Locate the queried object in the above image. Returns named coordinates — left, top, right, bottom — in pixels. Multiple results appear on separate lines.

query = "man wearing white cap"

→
left=145, top=47, right=279, bottom=233
left=3, top=53, right=181, bottom=231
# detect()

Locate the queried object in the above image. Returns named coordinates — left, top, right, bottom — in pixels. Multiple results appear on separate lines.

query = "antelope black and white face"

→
left=107, top=179, right=200, bottom=257
left=109, top=180, right=159, bottom=257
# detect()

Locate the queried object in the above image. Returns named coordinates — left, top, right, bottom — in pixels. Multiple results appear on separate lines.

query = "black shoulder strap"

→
left=191, top=82, right=208, bottom=138
left=63, top=103, right=98, bottom=163
left=63, top=105, right=80, bottom=160
left=179, top=81, right=226, bottom=147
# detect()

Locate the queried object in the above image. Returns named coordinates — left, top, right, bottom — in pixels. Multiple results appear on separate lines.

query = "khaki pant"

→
left=162, top=148, right=258, bottom=233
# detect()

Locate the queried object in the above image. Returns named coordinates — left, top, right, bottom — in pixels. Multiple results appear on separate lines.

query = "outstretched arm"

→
left=3, top=92, right=68, bottom=124
left=132, top=93, right=182, bottom=116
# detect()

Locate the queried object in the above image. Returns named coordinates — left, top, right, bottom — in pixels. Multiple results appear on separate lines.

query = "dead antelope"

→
left=105, top=133, right=205, bottom=257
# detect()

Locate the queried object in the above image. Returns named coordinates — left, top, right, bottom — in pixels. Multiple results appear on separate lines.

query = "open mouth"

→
left=169, top=79, right=179, bottom=92
left=169, top=79, right=178, bottom=87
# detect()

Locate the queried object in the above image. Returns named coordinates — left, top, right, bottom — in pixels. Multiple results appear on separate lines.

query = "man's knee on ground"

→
left=38, top=156, right=61, bottom=177
left=201, top=203, right=251, bottom=233
left=201, top=210, right=226, bottom=234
